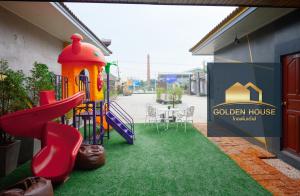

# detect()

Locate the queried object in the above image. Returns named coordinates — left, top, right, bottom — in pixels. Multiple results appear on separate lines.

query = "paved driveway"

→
left=114, top=94, right=207, bottom=123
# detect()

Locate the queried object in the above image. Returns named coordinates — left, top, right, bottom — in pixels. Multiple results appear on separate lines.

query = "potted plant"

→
left=0, top=59, right=30, bottom=176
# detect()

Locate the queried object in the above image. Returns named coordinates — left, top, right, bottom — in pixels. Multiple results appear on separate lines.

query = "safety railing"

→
left=51, top=75, right=68, bottom=124
left=51, top=74, right=68, bottom=101
left=76, top=75, right=90, bottom=101
left=108, top=101, right=135, bottom=137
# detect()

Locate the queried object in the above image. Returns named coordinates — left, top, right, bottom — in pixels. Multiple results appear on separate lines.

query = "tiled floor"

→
left=194, top=123, right=300, bottom=196
left=263, top=159, right=300, bottom=179
left=115, top=94, right=207, bottom=123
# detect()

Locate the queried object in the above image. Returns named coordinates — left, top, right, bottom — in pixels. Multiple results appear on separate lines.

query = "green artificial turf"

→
left=0, top=124, right=270, bottom=195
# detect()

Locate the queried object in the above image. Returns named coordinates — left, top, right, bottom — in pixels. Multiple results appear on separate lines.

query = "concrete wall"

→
left=0, top=6, right=63, bottom=75
left=0, top=5, right=64, bottom=164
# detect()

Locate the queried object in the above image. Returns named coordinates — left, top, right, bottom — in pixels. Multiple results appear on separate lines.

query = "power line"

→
left=116, top=59, right=207, bottom=67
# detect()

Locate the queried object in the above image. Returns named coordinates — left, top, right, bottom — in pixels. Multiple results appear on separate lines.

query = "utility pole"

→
left=147, top=54, right=150, bottom=90
left=117, top=62, right=120, bottom=81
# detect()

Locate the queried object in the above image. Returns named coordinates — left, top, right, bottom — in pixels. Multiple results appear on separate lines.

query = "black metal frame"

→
left=73, top=100, right=105, bottom=145
left=76, top=74, right=90, bottom=100
left=51, top=74, right=68, bottom=123
left=51, top=74, right=68, bottom=101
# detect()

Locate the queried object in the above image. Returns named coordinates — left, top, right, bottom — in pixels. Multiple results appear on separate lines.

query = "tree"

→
left=168, top=85, right=183, bottom=108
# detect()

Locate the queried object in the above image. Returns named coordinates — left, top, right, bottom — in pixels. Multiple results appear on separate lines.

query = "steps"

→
left=105, top=111, right=134, bottom=144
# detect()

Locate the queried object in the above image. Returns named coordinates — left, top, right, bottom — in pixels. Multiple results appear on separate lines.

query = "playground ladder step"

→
left=105, top=111, right=134, bottom=144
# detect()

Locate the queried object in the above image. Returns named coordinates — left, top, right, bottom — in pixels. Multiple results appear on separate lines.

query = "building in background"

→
left=188, top=68, right=207, bottom=96
left=157, top=72, right=191, bottom=93
left=0, top=2, right=111, bottom=75
left=103, top=72, right=119, bottom=93
left=122, top=79, right=133, bottom=96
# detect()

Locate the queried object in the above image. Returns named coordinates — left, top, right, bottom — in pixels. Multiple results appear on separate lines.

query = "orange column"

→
left=87, top=65, right=104, bottom=101
left=62, top=63, right=76, bottom=97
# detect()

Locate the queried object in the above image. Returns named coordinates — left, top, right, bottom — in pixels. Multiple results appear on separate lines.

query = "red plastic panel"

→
left=32, top=122, right=83, bottom=182
left=0, top=92, right=84, bottom=139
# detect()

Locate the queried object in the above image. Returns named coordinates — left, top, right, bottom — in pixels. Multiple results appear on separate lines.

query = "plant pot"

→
left=0, top=140, right=21, bottom=177
left=39, top=90, right=55, bottom=105
left=65, top=119, right=70, bottom=126
left=168, top=116, right=176, bottom=122
left=16, top=137, right=34, bottom=164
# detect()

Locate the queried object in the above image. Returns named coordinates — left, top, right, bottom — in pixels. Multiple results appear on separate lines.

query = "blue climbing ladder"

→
left=105, top=101, right=135, bottom=144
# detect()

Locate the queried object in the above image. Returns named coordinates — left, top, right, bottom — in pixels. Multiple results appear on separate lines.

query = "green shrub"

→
left=0, top=59, right=29, bottom=115
left=26, top=62, right=54, bottom=106
left=156, top=87, right=165, bottom=100
left=174, top=86, right=183, bottom=101
left=0, top=59, right=30, bottom=145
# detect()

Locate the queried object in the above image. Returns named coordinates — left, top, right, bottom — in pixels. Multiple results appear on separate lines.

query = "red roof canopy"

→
left=58, top=33, right=106, bottom=66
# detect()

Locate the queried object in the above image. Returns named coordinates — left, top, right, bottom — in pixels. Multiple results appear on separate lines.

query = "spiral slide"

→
left=0, top=91, right=84, bottom=182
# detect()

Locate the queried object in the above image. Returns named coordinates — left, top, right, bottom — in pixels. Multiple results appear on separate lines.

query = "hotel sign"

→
left=208, top=63, right=280, bottom=137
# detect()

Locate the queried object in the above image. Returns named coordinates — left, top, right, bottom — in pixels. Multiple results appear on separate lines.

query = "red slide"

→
left=0, top=91, right=84, bottom=182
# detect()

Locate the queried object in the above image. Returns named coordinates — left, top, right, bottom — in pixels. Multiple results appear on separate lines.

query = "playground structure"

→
left=58, top=34, right=135, bottom=145
left=58, top=34, right=105, bottom=101
left=0, top=33, right=134, bottom=183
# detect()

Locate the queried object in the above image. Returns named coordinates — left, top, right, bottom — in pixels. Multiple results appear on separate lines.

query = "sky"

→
left=66, top=3, right=235, bottom=80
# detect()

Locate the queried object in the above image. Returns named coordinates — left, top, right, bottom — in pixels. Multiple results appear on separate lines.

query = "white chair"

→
left=176, top=106, right=195, bottom=132
left=145, top=103, right=153, bottom=125
left=145, top=105, right=165, bottom=132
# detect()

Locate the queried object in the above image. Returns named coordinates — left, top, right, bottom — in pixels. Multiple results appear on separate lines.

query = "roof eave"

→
left=189, top=7, right=251, bottom=54
left=51, top=2, right=112, bottom=56
left=190, top=7, right=296, bottom=55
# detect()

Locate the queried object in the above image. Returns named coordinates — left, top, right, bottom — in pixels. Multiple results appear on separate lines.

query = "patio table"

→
left=156, top=107, right=186, bottom=130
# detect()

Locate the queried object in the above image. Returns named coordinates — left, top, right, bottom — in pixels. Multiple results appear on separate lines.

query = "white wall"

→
left=0, top=6, right=63, bottom=75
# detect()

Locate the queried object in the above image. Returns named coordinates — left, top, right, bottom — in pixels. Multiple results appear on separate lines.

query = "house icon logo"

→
left=225, top=82, right=262, bottom=103
left=213, top=82, right=275, bottom=108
